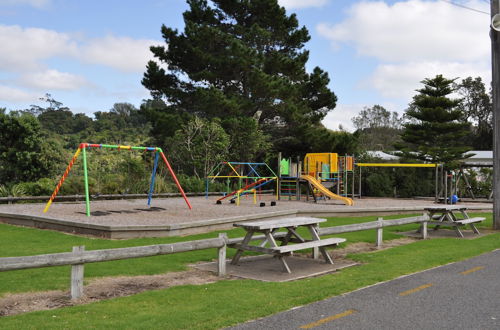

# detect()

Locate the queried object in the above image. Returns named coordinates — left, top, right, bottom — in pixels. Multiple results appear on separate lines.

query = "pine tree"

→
left=142, top=0, right=337, bottom=155
left=396, top=75, right=471, bottom=168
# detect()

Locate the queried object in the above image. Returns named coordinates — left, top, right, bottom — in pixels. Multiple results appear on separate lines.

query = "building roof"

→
left=366, top=150, right=493, bottom=167
left=365, top=151, right=399, bottom=161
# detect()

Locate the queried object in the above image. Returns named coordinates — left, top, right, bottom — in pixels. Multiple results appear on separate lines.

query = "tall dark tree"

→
left=454, top=76, right=492, bottom=150
left=396, top=75, right=472, bottom=168
left=142, top=0, right=337, bottom=155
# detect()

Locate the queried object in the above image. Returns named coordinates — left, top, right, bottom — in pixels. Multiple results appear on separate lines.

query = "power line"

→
left=439, top=0, right=490, bottom=15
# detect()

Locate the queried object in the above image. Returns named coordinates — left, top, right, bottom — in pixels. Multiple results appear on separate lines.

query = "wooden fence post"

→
left=71, top=246, right=85, bottom=300
left=421, top=213, right=428, bottom=239
left=376, top=217, right=383, bottom=248
left=217, top=233, right=227, bottom=276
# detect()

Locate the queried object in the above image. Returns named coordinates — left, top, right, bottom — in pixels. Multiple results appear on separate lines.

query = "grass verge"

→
left=0, top=212, right=497, bottom=329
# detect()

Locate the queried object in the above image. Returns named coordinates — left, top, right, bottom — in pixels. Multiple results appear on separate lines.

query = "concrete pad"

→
left=399, top=229, right=487, bottom=239
left=194, top=255, right=357, bottom=282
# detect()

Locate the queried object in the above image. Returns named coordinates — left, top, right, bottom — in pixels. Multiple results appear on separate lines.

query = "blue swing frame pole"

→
left=147, top=151, right=160, bottom=206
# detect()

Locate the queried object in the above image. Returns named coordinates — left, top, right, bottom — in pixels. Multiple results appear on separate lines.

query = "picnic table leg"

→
left=231, top=230, right=254, bottom=265
left=264, top=230, right=292, bottom=273
left=280, top=229, right=294, bottom=247
left=259, top=228, right=278, bottom=247
left=312, top=224, right=320, bottom=259
left=286, top=227, right=305, bottom=243
left=307, top=225, right=334, bottom=264
left=432, top=213, right=443, bottom=231
left=454, top=225, right=465, bottom=238
left=277, top=254, right=291, bottom=273
left=470, top=223, right=480, bottom=234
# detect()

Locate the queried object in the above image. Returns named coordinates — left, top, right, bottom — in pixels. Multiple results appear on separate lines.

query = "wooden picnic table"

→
left=422, top=205, right=485, bottom=238
left=230, top=217, right=345, bottom=273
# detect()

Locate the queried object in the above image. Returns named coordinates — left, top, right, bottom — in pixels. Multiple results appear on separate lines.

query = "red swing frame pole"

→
left=159, top=149, right=192, bottom=210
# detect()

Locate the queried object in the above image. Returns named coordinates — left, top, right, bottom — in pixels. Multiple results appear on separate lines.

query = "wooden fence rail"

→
left=318, top=214, right=430, bottom=248
left=0, top=234, right=228, bottom=300
left=0, top=215, right=430, bottom=300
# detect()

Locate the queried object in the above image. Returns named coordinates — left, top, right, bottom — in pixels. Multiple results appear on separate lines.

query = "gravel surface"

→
left=0, top=196, right=492, bottom=227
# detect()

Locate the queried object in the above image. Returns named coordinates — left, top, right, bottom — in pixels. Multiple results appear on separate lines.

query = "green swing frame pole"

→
left=82, top=144, right=91, bottom=216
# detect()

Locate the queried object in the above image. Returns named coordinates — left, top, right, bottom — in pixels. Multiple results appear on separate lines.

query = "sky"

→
left=0, top=0, right=493, bottom=131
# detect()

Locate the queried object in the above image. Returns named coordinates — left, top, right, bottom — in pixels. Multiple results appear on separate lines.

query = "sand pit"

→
left=0, top=196, right=492, bottom=238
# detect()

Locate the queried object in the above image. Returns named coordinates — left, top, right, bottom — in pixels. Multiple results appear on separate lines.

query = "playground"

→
left=0, top=146, right=493, bottom=237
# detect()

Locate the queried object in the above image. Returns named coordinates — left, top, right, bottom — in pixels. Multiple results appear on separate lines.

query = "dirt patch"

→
left=329, top=237, right=418, bottom=258
left=0, top=238, right=417, bottom=317
left=0, top=269, right=220, bottom=317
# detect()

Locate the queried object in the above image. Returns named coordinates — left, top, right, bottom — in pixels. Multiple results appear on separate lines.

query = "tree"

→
left=139, top=99, right=189, bottom=147
left=352, top=105, right=402, bottom=130
left=352, top=105, right=403, bottom=151
left=0, top=112, right=51, bottom=183
left=142, top=0, right=338, bottom=156
left=221, top=116, right=271, bottom=161
left=454, top=76, right=492, bottom=150
left=395, top=75, right=472, bottom=168
left=38, top=108, right=93, bottom=135
left=167, top=117, right=230, bottom=178
left=92, top=103, right=150, bottom=145
left=27, top=93, right=67, bottom=116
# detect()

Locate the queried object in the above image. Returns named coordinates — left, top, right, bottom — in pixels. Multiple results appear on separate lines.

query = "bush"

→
left=177, top=174, right=230, bottom=193
left=365, top=171, right=394, bottom=197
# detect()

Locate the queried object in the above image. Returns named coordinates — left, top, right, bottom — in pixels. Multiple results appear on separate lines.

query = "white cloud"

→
left=317, top=1, right=492, bottom=103
left=368, top=60, right=491, bottom=100
left=0, top=24, right=161, bottom=107
left=0, top=25, right=160, bottom=74
left=317, top=0, right=490, bottom=62
left=322, top=103, right=363, bottom=132
left=0, top=0, right=50, bottom=8
left=19, top=69, right=89, bottom=90
left=80, top=35, right=160, bottom=72
left=0, top=85, right=38, bottom=102
left=278, top=0, right=328, bottom=9
left=0, top=24, right=77, bottom=71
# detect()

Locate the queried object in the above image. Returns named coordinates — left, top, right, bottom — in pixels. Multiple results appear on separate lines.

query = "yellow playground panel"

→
left=303, top=153, right=338, bottom=177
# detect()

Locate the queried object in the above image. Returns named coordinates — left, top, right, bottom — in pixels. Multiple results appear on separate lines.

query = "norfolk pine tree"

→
left=142, top=0, right=337, bottom=156
left=396, top=75, right=472, bottom=168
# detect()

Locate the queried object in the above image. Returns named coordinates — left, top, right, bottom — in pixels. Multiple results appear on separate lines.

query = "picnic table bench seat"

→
left=270, top=237, right=346, bottom=254
left=428, top=217, right=485, bottom=226
left=452, top=217, right=486, bottom=225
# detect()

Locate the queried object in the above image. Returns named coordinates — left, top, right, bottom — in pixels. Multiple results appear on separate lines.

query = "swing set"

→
left=43, top=143, right=192, bottom=217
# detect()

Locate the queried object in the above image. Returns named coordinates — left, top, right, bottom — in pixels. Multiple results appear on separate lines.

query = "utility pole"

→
left=491, top=1, right=500, bottom=229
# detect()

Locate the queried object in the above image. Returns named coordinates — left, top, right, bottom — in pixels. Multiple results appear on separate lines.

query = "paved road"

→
left=230, top=249, right=500, bottom=329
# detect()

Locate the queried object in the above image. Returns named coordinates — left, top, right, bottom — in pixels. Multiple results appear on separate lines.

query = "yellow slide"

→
left=301, top=175, right=353, bottom=206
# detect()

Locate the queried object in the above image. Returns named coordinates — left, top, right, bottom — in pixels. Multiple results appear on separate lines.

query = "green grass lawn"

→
left=0, top=212, right=497, bottom=329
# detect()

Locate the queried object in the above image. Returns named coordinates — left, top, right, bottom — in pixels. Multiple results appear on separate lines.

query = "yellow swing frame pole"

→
left=43, top=147, right=82, bottom=213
